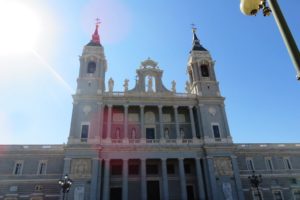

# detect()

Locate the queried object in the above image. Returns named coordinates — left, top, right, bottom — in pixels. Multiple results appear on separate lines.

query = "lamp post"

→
left=58, top=174, right=73, bottom=200
left=248, top=171, right=263, bottom=200
left=240, top=0, right=300, bottom=80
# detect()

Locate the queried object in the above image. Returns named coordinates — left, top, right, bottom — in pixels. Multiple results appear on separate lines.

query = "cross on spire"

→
left=191, top=23, right=197, bottom=33
left=91, top=18, right=101, bottom=45
left=96, top=18, right=101, bottom=26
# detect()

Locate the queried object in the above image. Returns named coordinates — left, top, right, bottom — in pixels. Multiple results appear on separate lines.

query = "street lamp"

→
left=240, top=0, right=300, bottom=80
left=58, top=174, right=73, bottom=200
left=248, top=171, right=263, bottom=200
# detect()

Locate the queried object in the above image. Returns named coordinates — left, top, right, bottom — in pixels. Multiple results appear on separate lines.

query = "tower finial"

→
left=191, top=23, right=197, bottom=34
left=190, top=24, right=207, bottom=52
left=91, top=18, right=101, bottom=45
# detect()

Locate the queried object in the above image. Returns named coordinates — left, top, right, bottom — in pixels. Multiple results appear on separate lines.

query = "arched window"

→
left=87, top=62, right=96, bottom=73
left=201, top=65, right=209, bottom=77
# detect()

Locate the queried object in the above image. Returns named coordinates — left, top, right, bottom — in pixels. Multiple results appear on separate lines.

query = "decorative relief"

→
left=128, top=113, right=139, bottom=122
left=140, top=58, right=158, bottom=69
left=83, top=105, right=91, bottom=115
left=208, top=107, right=217, bottom=116
left=71, top=159, right=91, bottom=178
left=163, top=114, right=171, bottom=123
left=113, top=113, right=124, bottom=122
left=214, top=157, right=233, bottom=176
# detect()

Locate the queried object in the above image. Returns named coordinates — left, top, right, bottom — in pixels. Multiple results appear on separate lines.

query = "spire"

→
left=191, top=26, right=207, bottom=51
left=87, top=18, right=102, bottom=46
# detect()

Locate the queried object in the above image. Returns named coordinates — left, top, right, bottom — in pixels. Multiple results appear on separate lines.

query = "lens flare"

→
left=0, top=2, right=41, bottom=55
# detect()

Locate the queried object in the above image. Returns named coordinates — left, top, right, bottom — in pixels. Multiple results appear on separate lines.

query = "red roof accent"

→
left=92, top=23, right=100, bottom=44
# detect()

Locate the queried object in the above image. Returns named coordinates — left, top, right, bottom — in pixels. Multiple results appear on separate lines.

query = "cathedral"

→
left=1, top=23, right=300, bottom=200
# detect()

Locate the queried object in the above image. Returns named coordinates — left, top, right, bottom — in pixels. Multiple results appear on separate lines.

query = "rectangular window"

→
left=184, top=164, right=191, bottom=174
left=283, top=158, right=292, bottom=170
left=13, top=161, right=23, bottom=175
left=246, top=158, right=255, bottom=171
left=167, top=164, right=175, bottom=174
left=265, top=158, right=273, bottom=170
left=146, top=128, right=155, bottom=139
left=273, top=191, right=283, bottom=200
left=111, top=164, right=122, bottom=175
left=294, top=190, right=300, bottom=200
left=129, top=164, right=139, bottom=175
left=146, top=164, right=158, bottom=175
left=212, top=125, right=220, bottom=139
left=81, top=124, right=89, bottom=142
left=37, top=161, right=47, bottom=175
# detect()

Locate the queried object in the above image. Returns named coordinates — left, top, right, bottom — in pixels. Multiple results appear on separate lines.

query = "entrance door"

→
left=146, top=128, right=155, bottom=139
left=147, top=180, right=160, bottom=200
left=187, top=185, right=195, bottom=200
left=110, top=187, right=122, bottom=200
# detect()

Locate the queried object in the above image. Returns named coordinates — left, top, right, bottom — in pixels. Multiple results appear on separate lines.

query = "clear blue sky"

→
left=0, top=0, right=299, bottom=144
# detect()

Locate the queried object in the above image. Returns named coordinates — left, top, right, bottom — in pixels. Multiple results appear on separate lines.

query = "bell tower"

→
left=187, top=28, right=232, bottom=144
left=76, top=20, right=107, bottom=95
left=187, top=28, right=220, bottom=97
left=68, top=21, right=107, bottom=144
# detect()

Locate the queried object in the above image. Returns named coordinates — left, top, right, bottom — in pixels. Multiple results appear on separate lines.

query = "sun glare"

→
left=0, top=2, right=41, bottom=55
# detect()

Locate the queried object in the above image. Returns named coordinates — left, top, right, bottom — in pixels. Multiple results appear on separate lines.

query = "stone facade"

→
left=0, top=25, right=300, bottom=200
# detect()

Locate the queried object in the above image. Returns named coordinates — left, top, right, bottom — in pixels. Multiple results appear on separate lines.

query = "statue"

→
left=171, top=80, right=176, bottom=93
left=108, top=77, right=114, bottom=92
left=148, top=76, right=153, bottom=92
left=180, top=128, right=185, bottom=139
left=123, top=79, right=129, bottom=92
left=116, top=128, right=120, bottom=139
left=164, top=128, right=169, bottom=139
left=185, top=81, right=191, bottom=94
left=131, top=128, right=136, bottom=139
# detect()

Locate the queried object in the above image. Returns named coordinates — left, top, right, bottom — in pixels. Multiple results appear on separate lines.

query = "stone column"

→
left=220, top=104, right=232, bottom=141
left=173, top=105, right=180, bottom=139
left=161, top=158, right=169, bottom=200
left=178, top=158, right=187, bottom=200
left=141, top=158, right=147, bottom=200
left=102, top=159, right=110, bottom=200
left=98, top=102, right=104, bottom=142
left=124, top=105, right=128, bottom=141
left=140, top=106, right=145, bottom=140
left=189, top=106, right=197, bottom=139
left=159, top=105, right=164, bottom=140
left=90, top=158, right=100, bottom=200
left=107, top=105, right=112, bottom=140
left=206, top=157, right=218, bottom=200
left=97, top=159, right=102, bottom=199
left=122, top=159, right=128, bottom=200
left=93, top=102, right=101, bottom=142
left=231, top=156, right=245, bottom=200
left=195, top=158, right=206, bottom=200
left=63, top=158, right=71, bottom=175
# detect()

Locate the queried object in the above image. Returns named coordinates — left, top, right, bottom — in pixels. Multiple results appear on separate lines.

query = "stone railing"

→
left=239, top=169, right=300, bottom=176
left=236, top=143, right=300, bottom=149
left=0, top=145, right=64, bottom=151
left=102, top=138, right=202, bottom=145
left=104, top=91, right=196, bottom=98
